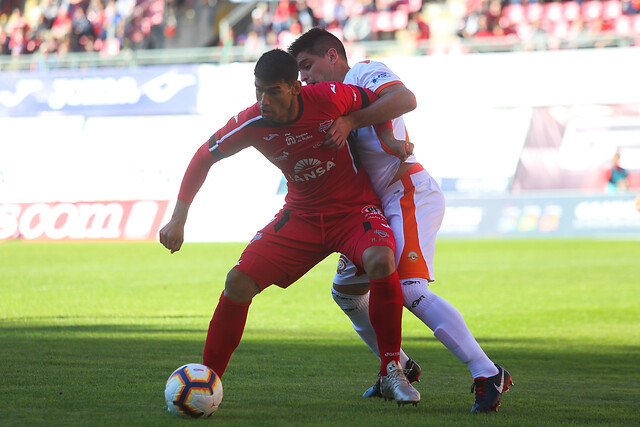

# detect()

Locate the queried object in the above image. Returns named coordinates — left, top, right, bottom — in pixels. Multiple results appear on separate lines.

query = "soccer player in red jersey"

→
left=159, top=49, right=420, bottom=405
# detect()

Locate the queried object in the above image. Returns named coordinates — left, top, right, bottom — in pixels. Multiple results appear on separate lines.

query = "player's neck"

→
left=336, top=65, right=349, bottom=83
left=283, top=97, right=300, bottom=123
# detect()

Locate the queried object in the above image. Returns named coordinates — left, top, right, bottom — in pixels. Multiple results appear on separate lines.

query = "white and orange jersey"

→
left=343, top=60, right=417, bottom=197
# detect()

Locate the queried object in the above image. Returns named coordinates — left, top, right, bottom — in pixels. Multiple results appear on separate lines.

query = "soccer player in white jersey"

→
left=289, top=28, right=512, bottom=414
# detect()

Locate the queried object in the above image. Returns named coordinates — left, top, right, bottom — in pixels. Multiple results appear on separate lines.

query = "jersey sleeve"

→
left=326, top=81, right=378, bottom=116
left=352, top=60, right=403, bottom=96
left=208, top=104, right=261, bottom=160
left=177, top=142, right=216, bottom=204
left=177, top=104, right=260, bottom=204
left=330, top=81, right=393, bottom=134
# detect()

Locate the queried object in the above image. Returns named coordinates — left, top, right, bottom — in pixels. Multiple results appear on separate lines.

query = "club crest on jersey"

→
left=318, top=120, right=333, bottom=133
left=407, top=251, right=419, bottom=263
left=361, top=205, right=383, bottom=217
left=336, top=254, right=349, bottom=274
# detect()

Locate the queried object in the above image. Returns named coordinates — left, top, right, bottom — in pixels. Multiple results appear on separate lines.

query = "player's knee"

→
left=401, top=278, right=431, bottom=310
left=224, top=269, right=260, bottom=303
left=361, top=246, right=395, bottom=280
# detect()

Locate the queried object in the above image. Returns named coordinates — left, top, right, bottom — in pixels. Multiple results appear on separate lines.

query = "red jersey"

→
left=205, top=82, right=384, bottom=212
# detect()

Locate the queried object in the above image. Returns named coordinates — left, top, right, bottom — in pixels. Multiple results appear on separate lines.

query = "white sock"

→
left=401, top=278, right=499, bottom=379
left=331, top=287, right=410, bottom=366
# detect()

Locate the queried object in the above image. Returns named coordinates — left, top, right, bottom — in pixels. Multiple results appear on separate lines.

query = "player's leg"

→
left=329, top=206, right=419, bottom=405
left=388, top=166, right=512, bottom=411
left=392, top=168, right=498, bottom=375
left=360, top=245, right=401, bottom=370
left=360, top=244, right=419, bottom=405
left=203, top=208, right=328, bottom=378
left=202, top=268, right=258, bottom=376
left=401, top=277, right=498, bottom=379
left=331, top=256, right=414, bottom=368
left=332, top=281, right=422, bottom=398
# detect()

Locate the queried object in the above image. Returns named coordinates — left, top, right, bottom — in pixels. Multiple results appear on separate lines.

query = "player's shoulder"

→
left=216, top=103, right=262, bottom=139
left=351, top=59, right=393, bottom=74
left=302, top=81, right=351, bottom=101
left=302, top=81, right=337, bottom=96
left=348, top=60, right=400, bottom=88
left=237, top=103, right=261, bottom=123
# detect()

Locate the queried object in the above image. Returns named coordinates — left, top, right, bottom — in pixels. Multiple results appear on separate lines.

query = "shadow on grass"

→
left=1, top=323, right=638, bottom=426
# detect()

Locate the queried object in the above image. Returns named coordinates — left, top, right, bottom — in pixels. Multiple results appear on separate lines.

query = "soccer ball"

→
left=164, top=363, right=223, bottom=418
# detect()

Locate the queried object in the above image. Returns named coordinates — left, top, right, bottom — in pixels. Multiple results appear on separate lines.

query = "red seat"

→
left=525, top=3, right=543, bottom=22
left=369, top=11, right=409, bottom=32
left=543, top=2, right=563, bottom=23
left=396, top=0, right=423, bottom=13
left=563, top=1, right=581, bottom=22
left=631, top=12, right=640, bottom=34
left=602, top=0, right=622, bottom=20
left=614, top=14, right=635, bottom=35
left=581, top=0, right=604, bottom=22
left=501, top=4, right=525, bottom=26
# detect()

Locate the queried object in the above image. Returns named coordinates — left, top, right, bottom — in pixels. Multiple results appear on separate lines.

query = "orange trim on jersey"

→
left=378, top=133, right=403, bottom=159
left=374, top=81, right=402, bottom=96
left=397, top=165, right=430, bottom=280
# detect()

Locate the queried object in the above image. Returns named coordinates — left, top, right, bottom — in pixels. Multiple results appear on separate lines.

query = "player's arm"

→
left=159, top=143, right=215, bottom=253
left=328, top=83, right=413, bottom=160
left=323, top=82, right=416, bottom=150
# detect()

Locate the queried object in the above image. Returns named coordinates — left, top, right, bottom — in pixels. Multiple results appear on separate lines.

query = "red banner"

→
left=0, top=200, right=170, bottom=241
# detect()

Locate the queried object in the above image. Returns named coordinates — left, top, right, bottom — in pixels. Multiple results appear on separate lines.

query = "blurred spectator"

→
left=606, top=152, right=629, bottom=193
left=51, top=4, right=71, bottom=41
left=40, top=0, right=58, bottom=29
left=71, top=6, right=95, bottom=51
left=525, top=18, right=548, bottom=50
left=0, top=25, right=8, bottom=54
left=272, top=0, right=296, bottom=33
left=343, top=3, right=372, bottom=41
left=295, top=0, right=316, bottom=32
left=407, top=11, right=430, bottom=41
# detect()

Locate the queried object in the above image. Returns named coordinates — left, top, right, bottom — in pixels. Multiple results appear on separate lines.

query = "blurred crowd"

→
left=0, top=0, right=167, bottom=56
left=457, top=0, right=640, bottom=50
left=1, top=0, right=639, bottom=58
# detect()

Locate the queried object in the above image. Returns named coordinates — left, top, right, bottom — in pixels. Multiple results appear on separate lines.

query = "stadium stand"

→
left=0, top=0, right=639, bottom=65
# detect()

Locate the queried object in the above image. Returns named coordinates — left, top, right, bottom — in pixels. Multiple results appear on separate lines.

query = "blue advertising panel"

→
left=0, top=65, right=199, bottom=117
left=440, top=193, right=640, bottom=238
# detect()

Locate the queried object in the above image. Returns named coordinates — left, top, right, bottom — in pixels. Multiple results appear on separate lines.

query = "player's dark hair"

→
left=254, top=49, right=299, bottom=84
left=288, top=27, right=348, bottom=61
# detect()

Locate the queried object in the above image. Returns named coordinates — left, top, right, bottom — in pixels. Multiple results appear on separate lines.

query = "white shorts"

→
left=334, top=163, right=445, bottom=285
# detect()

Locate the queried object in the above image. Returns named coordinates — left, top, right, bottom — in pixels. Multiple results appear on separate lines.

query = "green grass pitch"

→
left=1, top=239, right=638, bottom=426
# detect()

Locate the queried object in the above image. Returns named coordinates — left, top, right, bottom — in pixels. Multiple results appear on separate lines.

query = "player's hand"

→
left=379, top=128, right=413, bottom=161
left=392, top=140, right=414, bottom=161
left=159, top=219, right=185, bottom=254
left=323, top=116, right=354, bottom=150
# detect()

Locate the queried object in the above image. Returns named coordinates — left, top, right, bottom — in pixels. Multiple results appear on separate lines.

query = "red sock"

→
left=202, top=291, right=251, bottom=377
left=368, top=271, right=403, bottom=375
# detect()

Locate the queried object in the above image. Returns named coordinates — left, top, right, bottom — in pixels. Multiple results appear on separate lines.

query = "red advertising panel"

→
left=0, top=200, right=169, bottom=241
